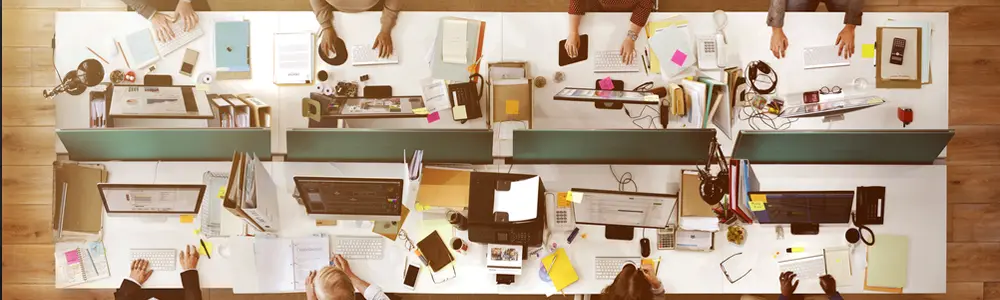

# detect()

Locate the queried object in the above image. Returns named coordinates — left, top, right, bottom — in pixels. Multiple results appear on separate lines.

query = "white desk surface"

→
left=55, top=12, right=949, bottom=155
left=68, top=162, right=946, bottom=295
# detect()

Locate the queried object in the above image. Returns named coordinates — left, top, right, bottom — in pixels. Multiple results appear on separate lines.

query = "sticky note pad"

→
left=599, top=77, right=615, bottom=90
left=413, top=108, right=429, bottom=115
left=506, top=100, right=520, bottom=115
left=556, top=192, right=571, bottom=208
left=427, top=111, right=441, bottom=123
left=749, top=194, right=768, bottom=203
left=862, top=44, right=875, bottom=58
left=568, top=192, right=584, bottom=203
left=453, top=105, right=468, bottom=119
left=65, top=250, right=80, bottom=264
left=180, top=215, right=195, bottom=223
left=749, top=201, right=766, bottom=212
left=197, top=241, right=214, bottom=256
left=217, top=186, right=227, bottom=199
left=670, top=50, right=688, bottom=66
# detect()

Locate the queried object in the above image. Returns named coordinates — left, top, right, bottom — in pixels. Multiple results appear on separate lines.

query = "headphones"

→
left=744, top=60, right=778, bottom=95
left=698, top=138, right=729, bottom=205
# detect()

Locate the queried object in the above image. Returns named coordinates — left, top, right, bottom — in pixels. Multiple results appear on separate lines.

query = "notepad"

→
left=866, top=234, right=909, bottom=289
left=442, top=19, right=468, bottom=64
left=542, top=248, right=578, bottom=291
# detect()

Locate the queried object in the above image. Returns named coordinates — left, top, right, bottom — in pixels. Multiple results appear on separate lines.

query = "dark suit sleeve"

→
left=181, top=270, right=204, bottom=300
left=114, top=279, right=143, bottom=300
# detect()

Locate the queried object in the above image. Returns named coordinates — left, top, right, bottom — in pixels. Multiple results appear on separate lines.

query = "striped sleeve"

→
left=629, top=0, right=654, bottom=27
left=569, top=0, right=587, bottom=15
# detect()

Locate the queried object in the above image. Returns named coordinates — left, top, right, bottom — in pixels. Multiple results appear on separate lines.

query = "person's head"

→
left=600, top=263, right=655, bottom=300
left=313, top=266, right=354, bottom=300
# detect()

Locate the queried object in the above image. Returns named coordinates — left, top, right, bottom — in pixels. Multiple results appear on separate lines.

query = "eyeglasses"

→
left=820, top=85, right=843, bottom=94
left=720, top=252, right=752, bottom=283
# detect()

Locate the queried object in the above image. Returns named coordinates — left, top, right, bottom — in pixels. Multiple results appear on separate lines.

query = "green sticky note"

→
left=749, top=201, right=766, bottom=212
left=862, top=44, right=875, bottom=58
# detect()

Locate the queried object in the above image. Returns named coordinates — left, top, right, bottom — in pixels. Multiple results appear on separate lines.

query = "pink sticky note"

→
left=65, top=250, right=80, bottom=264
left=427, top=111, right=441, bottom=123
left=670, top=50, right=688, bottom=66
left=599, top=77, right=614, bottom=90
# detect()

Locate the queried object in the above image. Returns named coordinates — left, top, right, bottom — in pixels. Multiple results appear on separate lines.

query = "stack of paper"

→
left=679, top=170, right=719, bottom=232
left=53, top=162, right=107, bottom=239
left=644, top=16, right=689, bottom=74
left=493, top=176, right=540, bottom=222
left=251, top=236, right=330, bottom=293
left=865, top=235, right=910, bottom=292
left=442, top=19, right=468, bottom=64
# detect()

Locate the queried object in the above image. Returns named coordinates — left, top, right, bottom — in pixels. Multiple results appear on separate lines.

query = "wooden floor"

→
left=2, top=0, right=998, bottom=299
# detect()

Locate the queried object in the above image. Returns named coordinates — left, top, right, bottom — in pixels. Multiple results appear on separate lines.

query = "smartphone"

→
left=403, top=263, right=420, bottom=289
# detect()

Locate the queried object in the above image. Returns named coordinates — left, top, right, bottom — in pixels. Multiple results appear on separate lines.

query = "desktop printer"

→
left=467, top=172, right=546, bottom=248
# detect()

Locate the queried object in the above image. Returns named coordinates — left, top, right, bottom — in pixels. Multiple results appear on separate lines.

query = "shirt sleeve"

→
left=123, top=277, right=143, bottom=287
left=569, top=0, right=587, bottom=15
left=629, top=0, right=654, bottom=27
left=119, top=0, right=157, bottom=19
left=651, top=284, right=666, bottom=300
left=767, top=0, right=786, bottom=27
left=310, top=0, right=336, bottom=30
left=844, top=0, right=863, bottom=25
left=829, top=292, right=844, bottom=300
left=380, top=0, right=402, bottom=32
left=363, top=284, right=392, bottom=300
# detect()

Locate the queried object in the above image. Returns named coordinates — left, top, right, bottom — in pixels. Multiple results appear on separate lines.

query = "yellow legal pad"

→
left=542, top=248, right=578, bottom=292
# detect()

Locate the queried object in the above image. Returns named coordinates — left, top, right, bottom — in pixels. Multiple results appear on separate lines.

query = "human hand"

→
left=780, top=271, right=799, bottom=297
left=640, top=262, right=662, bottom=289
left=129, top=259, right=154, bottom=285
left=179, top=245, right=200, bottom=271
left=305, top=270, right=318, bottom=300
left=565, top=34, right=580, bottom=58
left=320, top=27, right=339, bottom=58
left=174, top=0, right=198, bottom=32
left=332, top=254, right=354, bottom=277
left=620, top=38, right=636, bottom=65
left=770, top=27, right=788, bottom=59
left=150, top=13, right=176, bottom=42
left=836, top=24, right=856, bottom=59
left=373, top=30, right=393, bottom=58
left=820, top=275, right=838, bottom=296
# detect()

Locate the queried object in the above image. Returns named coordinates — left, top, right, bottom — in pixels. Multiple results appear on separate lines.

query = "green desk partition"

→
left=286, top=129, right=494, bottom=163
left=57, top=128, right=271, bottom=161
left=511, top=129, right=716, bottom=164
left=732, top=130, right=955, bottom=164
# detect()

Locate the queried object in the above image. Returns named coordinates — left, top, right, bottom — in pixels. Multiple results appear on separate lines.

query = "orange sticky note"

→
left=180, top=215, right=195, bottom=223
left=505, top=100, right=519, bottom=115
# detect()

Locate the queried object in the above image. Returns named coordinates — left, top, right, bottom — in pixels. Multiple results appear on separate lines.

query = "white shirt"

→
left=363, top=284, right=391, bottom=300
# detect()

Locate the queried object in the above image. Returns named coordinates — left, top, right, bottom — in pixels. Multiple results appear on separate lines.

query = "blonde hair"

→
left=313, top=266, right=355, bottom=300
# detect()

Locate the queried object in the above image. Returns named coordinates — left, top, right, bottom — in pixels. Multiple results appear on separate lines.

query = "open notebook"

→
left=55, top=242, right=111, bottom=288
left=253, top=236, right=330, bottom=292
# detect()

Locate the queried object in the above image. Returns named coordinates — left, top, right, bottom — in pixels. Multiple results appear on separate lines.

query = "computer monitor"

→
left=293, top=177, right=403, bottom=222
left=571, top=189, right=678, bottom=240
left=779, top=96, right=885, bottom=119
left=98, top=184, right=205, bottom=216
left=749, top=191, right=854, bottom=224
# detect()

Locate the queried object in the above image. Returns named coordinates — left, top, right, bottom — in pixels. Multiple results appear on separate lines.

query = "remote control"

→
left=890, top=38, right=905, bottom=65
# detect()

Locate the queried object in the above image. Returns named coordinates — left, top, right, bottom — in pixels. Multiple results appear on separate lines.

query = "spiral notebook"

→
left=252, top=236, right=330, bottom=292
left=55, top=242, right=111, bottom=288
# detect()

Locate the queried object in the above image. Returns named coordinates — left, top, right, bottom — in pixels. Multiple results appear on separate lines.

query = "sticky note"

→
left=749, top=201, right=766, bottom=212
left=670, top=50, right=688, bottom=66
left=862, top=44, right=875, bottom=58
left=180, top=215, right=195, bottom=223
left=749, top=194, right=768, bottom=203
left=197, top=241, right=214, bottom=256
left=427, top=111, right=441, bottom=123
left=568, top=192, right=584, bottom=203
left=193, top=229, right=201, bottom=235
left=217, top=187, right=227, bottom=199
left=412, top=108, right=429, bottom=115
left=505, top=100, right=520, bottom=115
left=453, top=105, right=468, bottom=119
left=556, top=192, right=571, bottom=208
left=599, top=77, right=615, bottom=90
left=644, top=95, right=659, bottom=102
left=415, top=203, right=430, bottom=212
left=65, top=250, right=80, bottom=264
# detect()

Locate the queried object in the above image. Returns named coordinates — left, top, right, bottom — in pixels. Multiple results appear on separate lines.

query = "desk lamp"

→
left=43, top=59, right=105, bottom=99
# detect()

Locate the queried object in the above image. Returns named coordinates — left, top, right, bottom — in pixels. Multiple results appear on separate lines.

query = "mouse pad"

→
left=559, top=34, right=589, bottom=66
left=364, top=85, right=392, bottom=98
left=318, top=36, right=348, bottom=66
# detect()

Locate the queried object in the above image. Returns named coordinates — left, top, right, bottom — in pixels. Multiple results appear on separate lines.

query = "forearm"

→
left=629, top=0, right=654, bottom=27
left=380, top=0, right=401, bottom=32
left=120, top=0, right=156, bottom=19
left=778, top=293, right=843, bottom=300
left=309, top=0, right=335, bottom=30
left=844, top=0, right=864, bottom=25
left=628, top=23, right=642, bottom=37
left=349, top=274, right=371, bottom=294
left=568, top=14, right=583, bottom=35
left=767, top=0, right=786, bottom=28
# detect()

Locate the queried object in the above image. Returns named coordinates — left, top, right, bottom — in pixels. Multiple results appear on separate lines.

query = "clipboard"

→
left=875, top=27, right=922, bottom=89
left=488, top=61, right=533, bottom=128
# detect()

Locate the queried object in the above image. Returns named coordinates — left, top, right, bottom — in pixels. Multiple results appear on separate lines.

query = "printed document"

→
left=493, top=176, right=539, bottom=222
left=442, top=19, right=468, bottom=64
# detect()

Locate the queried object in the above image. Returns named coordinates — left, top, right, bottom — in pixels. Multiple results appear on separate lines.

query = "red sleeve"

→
left=569, top=0, right=587, bottom=15
left=629, top=0, right=654, bottom=27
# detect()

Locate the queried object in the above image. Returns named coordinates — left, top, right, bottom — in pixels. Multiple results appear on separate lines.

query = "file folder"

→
left=431, top=17, right=485, bottom=82
left=216, top=21, right=252, bottom=80
left=222, top=94, right=251, bottom=128
left=208, top=94, right=234, bottom=128
left=236, top=94, right=271, bottom=128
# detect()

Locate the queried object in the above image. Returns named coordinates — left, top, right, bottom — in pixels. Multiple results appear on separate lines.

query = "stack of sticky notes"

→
left=864, top=234, right=909, bottom=292
left=542, top=248, right=578, bottom=292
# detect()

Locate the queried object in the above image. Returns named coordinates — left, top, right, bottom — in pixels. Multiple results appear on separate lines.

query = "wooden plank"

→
left=865, top=5, right=954, bottom=12
left=903, top=282, right=985, bottom=300
left=2, top=47, right=32, bottom=87
left=953, top=203, right=1000, bottom=242
left=951, top=6, right=1000, bottom=46
left=1, top=0, right=80, bottom=9
left=1, top=284, right=115, bottom=300
left=948, top=203, right=955, bottom=242
left=207, top=289, right=310, bottom=300
left=2, top=87, right=55, bottom=126
left=1, top=204, right=53, bottom=244
left=951, top=85, right=1000, bottom=126
left=947, top=126, right=1000, bottom=166
left=2, top=166, right=53, bottom=205
left=949, top=165, right=1000, bottom=204
left=948, top=242, right=1000, bottom=282
left=901, top=0, right=998, bottom=5
left=950, top=46, right=1000, bottom=87
left=31, top=47, right=58, bottom=88
left=1, top=10, right=56, bottom=47
left=1, top=244, right=55, bottom=284
left=660, top=0, right=769, bottom=11
left=1, top=126, right=56, bottom=166
left=986, top=282, right=1000, bottom=300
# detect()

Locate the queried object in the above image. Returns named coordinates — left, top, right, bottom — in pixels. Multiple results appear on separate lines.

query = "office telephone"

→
left=447, top=74, right=485, bottom=122
left=697, top=34, right=728, bottom=70
left=546, top=193, right=575, bottom=232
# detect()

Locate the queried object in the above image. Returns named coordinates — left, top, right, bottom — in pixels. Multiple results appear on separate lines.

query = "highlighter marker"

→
left=786, top=247, right=805, bottom=253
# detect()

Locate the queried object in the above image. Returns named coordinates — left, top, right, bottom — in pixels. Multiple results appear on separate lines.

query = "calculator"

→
left=657, top=226, right=676, bottom=250
left=889, top=37, right=905, bottom=65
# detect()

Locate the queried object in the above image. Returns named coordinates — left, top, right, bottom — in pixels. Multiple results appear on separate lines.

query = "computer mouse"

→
left=639, top=238, right=651, bottom=258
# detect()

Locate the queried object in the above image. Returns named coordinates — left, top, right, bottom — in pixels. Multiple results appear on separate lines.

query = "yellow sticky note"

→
left=749, top=194, right=767, bottom=203
left=180, top=215, right=195, bottom=223
left=415, top=203, right=430, bottom=212
left=556, top=192, right=571, bottom=208
left=197, top=240, right=214, bottom=256
left=453, top=105, right=468, bottom=119
left=217, top=186, right=227, bottom=199
left=505, top=100, right=519, bottom=115
left=643, top=95, right=660, bottom=102
left=568, top=192, right=584, bottom=203
left=412, top=108, right=429, bottom=115
left=193, top=229, right=201, bottom=235
left=749, top=201, right=766, bottom=212
left=862, top=44, right=875, bottom=59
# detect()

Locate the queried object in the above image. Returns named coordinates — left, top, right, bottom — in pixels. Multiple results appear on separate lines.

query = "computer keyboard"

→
left=803, top=45, right=850, bottom=69
left=335, top=236, right=384, bottom=260
left=778, top=254, right=827, bottom=280
left=352, top=45, right=399, bottom=66
left=595, top=256, right=642, bottom=280
left=594, top=50, right=641, bottom=73
left=130, top=248, right=177, bottom=271
left=155, top=19, right=204, bottom=57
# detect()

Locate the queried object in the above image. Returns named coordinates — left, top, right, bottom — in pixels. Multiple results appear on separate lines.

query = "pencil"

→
left=86, top=47, right=110, bottom=65
left=655, top=256, right=662, bottom=275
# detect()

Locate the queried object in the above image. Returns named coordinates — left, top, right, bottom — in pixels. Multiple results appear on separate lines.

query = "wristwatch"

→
left=626, top=30, right=639, bottom=41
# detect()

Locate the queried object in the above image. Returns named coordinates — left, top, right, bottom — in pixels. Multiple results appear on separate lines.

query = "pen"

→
left=86, top=249, right=99, bottom=275
left=641, top=55, right=649, bottom=76
left=86, top=47, right=110, bottom=65
left=655, top=256, right=662, bottom=275
left=200, top=239, right=212, bottom=259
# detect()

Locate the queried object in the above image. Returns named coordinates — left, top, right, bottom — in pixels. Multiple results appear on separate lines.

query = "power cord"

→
left=738, top=105, right=798, bottom=130
left=609, top=165, right=637, bottom=192
left=624, top=81, right=660, bottom=129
